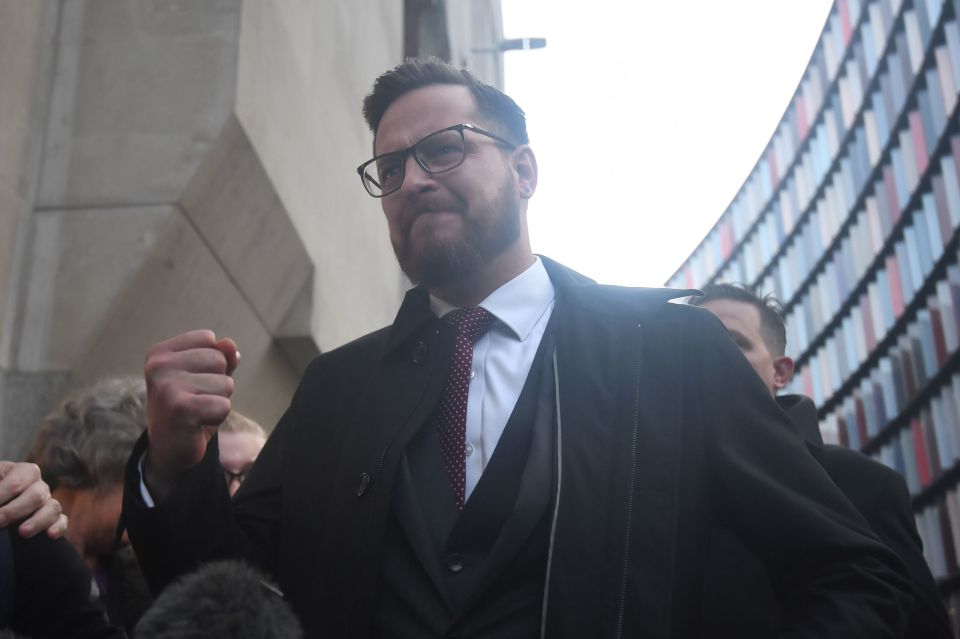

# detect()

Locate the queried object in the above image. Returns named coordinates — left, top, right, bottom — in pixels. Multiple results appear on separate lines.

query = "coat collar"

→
left=384, top=286, right=436, bottom=356
left=383, top=255, right=700, bottom=356
left=539, top=255, right=700, bottom=322
left=776, top=394, right=824, bottom=449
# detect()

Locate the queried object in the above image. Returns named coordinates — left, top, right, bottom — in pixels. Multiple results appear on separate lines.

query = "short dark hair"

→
left=362, top=57, right=528, bottom=146
left=27, top=377, right=146, bottom=491
left=134, top=561, right=303, bottom=639
left=691, top=283, right=788, bottom=356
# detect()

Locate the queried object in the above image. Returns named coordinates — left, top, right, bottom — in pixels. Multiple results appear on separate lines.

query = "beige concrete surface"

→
left=0, top=0, right=502, bottom=454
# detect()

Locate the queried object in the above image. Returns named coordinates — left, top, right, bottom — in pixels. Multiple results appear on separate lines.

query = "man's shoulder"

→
left=300, top=325, right=394, bottom=380
left=543, top=254, right=705, bottom=322
left=557, top=282, right=724, bottom=345
left=820, top=444, right=911, bottom=510
left=821, top=444, right=901, bottom=480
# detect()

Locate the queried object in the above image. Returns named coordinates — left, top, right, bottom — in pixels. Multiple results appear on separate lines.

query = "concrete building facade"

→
left=0, top=0, right=504, bottom=458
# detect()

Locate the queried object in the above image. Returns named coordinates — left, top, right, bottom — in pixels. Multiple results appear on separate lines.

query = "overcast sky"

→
left=500, top=1, right=835, bottom=286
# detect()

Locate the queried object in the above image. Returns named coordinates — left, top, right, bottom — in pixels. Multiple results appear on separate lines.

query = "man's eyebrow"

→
left=726, top=328, right=750, bottom=344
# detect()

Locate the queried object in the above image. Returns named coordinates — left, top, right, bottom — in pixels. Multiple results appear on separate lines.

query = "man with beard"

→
left=122, top=58, right=913, bottom=638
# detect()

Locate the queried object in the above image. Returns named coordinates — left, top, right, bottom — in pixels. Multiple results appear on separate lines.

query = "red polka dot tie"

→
left=436, top=307, right=496, bottom=509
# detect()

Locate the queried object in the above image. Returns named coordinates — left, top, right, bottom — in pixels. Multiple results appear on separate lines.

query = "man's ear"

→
left=772, top=355, right=794, bottom=392
left=512, top=146, right=538, bottom=199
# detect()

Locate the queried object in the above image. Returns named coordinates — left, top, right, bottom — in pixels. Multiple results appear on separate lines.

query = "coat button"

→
left=356, top=472, right=370, bottom=497
left=411, top=340, right=428, bottom=364
left=446, top=553, right=465, bottom=573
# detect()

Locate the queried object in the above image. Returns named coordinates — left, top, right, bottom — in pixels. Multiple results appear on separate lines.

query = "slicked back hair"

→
left=27, top=377, right=146, bottom=492
left=362, top=57, right=528, bottom=147
left=691, top=283, right=788, bottom=357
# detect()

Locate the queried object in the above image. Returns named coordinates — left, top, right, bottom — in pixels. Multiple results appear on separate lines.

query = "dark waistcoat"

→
left=374, top=329, right=557, bottom=639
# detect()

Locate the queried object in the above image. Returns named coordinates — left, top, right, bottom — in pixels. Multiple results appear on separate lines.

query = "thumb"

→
left=215, top=337, right=240, bottom=376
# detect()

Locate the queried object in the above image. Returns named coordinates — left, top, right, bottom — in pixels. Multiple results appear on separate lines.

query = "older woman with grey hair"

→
left=27, top=376, right=153, bottom=633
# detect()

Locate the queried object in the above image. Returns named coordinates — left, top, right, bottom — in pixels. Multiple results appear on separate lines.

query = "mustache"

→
left=400, top=196, right=467, bottom=230
left=409, top=196, right=466, bottom=215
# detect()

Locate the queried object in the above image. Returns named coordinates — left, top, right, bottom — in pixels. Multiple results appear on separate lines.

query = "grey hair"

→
left=27, top=376, right=146, bottom=491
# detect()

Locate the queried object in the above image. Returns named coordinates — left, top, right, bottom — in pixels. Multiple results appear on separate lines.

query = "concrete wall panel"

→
left=179, top=115, right=313, bottom=337
left=0, top=0, right=55, bottom=368
left=37, top=0, right=242, bottom=208
left=13, top=205, right=174, bottom=372
left=236, top=0, right=406, bottom=352
left=73, top=210, right=300, bottom=429
left=0, top=369, right=70, bottom=460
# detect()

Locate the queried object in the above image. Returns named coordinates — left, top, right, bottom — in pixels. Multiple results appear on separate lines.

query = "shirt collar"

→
left=429, top=257, right=555, bottom=341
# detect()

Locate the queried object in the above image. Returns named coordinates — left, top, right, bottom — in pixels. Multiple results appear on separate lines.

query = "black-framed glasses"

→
left=357, top=123, right=517, bottom=198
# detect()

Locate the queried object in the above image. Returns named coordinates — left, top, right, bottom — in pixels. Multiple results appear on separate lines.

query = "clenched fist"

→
left=143, top=330, right=240, bottom=499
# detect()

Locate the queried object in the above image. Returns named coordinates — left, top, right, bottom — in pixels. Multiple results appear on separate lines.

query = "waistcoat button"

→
left=356, top=472, right=370, bottom=497
left=411, top=340, right=428, bottom=364
left=446, top=553, right=465, bottom=573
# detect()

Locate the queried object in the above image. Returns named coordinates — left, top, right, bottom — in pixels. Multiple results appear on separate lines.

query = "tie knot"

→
left=444, top=307, right=495, bottom=344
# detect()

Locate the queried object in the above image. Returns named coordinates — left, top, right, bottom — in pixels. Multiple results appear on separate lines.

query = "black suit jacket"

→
left=701, top=394, right=951, bottom=638
left=123, top=257, right=912, bottom=638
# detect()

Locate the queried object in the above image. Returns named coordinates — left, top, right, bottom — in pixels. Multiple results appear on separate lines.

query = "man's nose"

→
left=400, top=154, right=437, bottom=195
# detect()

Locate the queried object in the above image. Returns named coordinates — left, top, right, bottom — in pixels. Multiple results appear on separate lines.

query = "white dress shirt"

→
left=430, top=257, right=556, bottom=501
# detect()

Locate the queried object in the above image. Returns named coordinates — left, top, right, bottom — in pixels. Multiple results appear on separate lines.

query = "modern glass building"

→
left=667, top=0, right=960, bottom=626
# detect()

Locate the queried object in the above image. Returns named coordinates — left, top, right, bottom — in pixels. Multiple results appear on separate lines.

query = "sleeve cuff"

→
left=137, top=451, right=156, bottom=508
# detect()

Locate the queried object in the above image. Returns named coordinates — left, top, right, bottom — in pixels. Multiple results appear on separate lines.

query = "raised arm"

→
left=123, top=329, right=284, bottom=593
left=141, top=329, right=238, bottom=501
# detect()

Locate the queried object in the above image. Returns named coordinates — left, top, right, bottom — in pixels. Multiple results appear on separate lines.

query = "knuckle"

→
left=6, top=476, right=25, bottom=496
left=210, top=351, right=228, bottom=375
left=144, top=351, right=172, bottom=377
left=168, top=394, right=203, bottom=426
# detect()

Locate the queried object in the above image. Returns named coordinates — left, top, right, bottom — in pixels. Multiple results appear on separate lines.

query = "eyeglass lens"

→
left=364, top=128, right=466, bottom=196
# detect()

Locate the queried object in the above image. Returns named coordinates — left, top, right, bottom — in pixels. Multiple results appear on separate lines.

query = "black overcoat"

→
left=702, top=394, right=952, bottom=639
left=123, top=257, right=912, bottom=638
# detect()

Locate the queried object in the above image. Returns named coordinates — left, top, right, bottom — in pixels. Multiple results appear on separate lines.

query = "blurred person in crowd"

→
left=693, top=283, right=951, bottom=639
left=217, top=412, right=267, bottom=497
left=134, top=560, right=302, bottom=639
left=0, top=460, right=120, bottom=638
left=1, top=525, right=125, bottom=638
left=28, top=377, right=153, bottom=633
left=122, top=58, right=912, bottom=638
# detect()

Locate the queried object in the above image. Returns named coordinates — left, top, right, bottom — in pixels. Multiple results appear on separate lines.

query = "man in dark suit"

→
left=123, top=58, right=912, bottom=638
left=694, top=283, right=952, bottom=638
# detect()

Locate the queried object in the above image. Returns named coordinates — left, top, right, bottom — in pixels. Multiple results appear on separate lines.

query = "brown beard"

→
left=392, top=172, right=521, bottom=289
